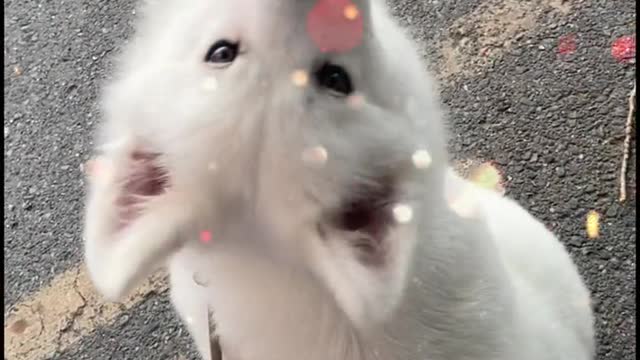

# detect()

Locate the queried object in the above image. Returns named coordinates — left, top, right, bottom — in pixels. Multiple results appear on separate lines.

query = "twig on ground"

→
left=619, top=81, right=636, bottom=202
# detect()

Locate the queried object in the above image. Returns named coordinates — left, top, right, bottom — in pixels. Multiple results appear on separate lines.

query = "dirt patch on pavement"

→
left=4, top=266, right=169, bottom=360
left=438, top=0, right=574, bottom=80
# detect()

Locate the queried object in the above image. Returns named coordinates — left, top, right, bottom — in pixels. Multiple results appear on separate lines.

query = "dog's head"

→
left=85, top=0, right=448, bottom=330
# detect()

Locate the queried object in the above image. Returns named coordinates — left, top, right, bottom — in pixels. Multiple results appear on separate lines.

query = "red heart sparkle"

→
left=306, top=0, right=364, bottom=53
left=611, top=35, right=636, bottom=63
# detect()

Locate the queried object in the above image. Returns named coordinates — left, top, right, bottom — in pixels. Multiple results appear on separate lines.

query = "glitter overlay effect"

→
left=586, top=210, right=600, bottom=239
left=307, top=0, right=364, bottom=53
left=447, top=189, right=479, bottom=219
left=301, top=145, right=328, bottom=167
left=200, top=230, right=212, bottom=244
left=343, top=4, right=359, bottom=20
left=611, top=36, right=636, bottom=63
left=291, top=70, right=309, bottom=87
left=557, top=33, right=577, bottom=57
left=392, top=203, right=414, bottom=224
left=412, top=149, right=432, bottom=170
left=83, top=157, right=112, bottom=182
left=468, top=162, right=505, bottom=195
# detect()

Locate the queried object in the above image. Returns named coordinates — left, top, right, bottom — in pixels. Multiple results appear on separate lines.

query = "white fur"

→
left=84, top=0, right=595, bottom=359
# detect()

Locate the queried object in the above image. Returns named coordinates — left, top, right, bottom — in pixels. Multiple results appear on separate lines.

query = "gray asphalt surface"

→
left=4, top=0, right=636, bottom=359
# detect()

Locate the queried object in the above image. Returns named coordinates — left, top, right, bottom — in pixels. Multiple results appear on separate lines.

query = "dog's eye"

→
left=204, top=40, right=239, bottom=64
left=314, top=62, right=353, bottom=96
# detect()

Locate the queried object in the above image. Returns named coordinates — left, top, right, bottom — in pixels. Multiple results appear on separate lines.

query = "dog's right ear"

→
left=82, top=141, right=193, bottom=301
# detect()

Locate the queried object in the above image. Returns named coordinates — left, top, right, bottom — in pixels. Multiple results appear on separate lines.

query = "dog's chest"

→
left=168, top=247, right=361, bottom=360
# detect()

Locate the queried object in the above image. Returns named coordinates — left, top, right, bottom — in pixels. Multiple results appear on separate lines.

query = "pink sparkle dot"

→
left=611, top=35, right=635, bottom=63
left=200, top=230, right=212, bottom=244
left=557, top=33, right=577, bottom=57
left=307, top=0, right=364, bottom=53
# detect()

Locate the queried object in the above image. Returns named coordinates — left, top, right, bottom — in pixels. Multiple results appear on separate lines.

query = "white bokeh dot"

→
left=301, top=146, right=328, bottom=167
left=412, top=149, right=432, bottom=169
left=291, top=70, right=309, bottom=87
left=393, top=203, right=413, bottom=224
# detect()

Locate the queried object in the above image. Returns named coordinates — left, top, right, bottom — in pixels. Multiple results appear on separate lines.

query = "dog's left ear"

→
left=82, top=146, right=192, bottom=301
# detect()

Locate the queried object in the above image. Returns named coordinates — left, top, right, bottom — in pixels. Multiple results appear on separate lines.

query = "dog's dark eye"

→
left=204, top=40, right=239, bottom=64
left=315, top=62, right=353, bottom=96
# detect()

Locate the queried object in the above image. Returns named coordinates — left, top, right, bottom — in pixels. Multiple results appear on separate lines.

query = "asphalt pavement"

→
left=4, top=0, right=636, bottom=359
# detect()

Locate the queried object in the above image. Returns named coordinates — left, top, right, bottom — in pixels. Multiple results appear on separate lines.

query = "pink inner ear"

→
left=115, top=150, right=169, bottom=231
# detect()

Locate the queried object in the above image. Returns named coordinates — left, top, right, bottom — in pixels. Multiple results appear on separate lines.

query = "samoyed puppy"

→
left=83, top=0, right=595, bottom=359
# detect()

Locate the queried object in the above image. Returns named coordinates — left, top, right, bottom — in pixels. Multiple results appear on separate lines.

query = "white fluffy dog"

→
left=83, top=0, right=595, bottom=359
